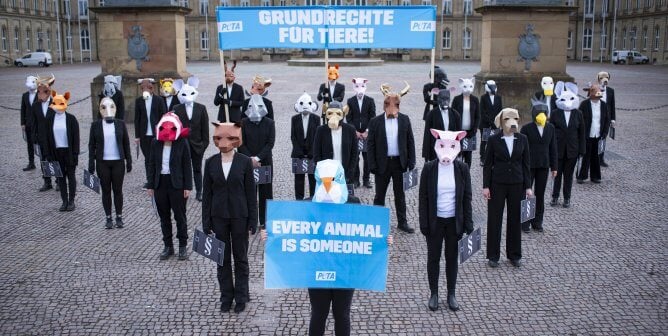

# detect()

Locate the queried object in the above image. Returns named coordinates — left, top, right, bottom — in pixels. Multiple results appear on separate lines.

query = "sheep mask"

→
left=103, top=75, right=122, bottom=98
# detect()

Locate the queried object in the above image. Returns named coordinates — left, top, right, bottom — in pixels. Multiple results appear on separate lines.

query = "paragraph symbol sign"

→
left=204, top=237, right=213, bottom=256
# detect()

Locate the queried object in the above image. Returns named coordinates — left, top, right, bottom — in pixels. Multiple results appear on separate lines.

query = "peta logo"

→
left=218, top=21, right=243, bottom=33
left=315, top=271, right=336, bottom=281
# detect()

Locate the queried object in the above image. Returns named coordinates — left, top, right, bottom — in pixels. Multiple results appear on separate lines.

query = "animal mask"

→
left=352, top=77, right=368, bottom=99
left=160, top=78, right=175, bottom=98
left=433, top=66, right=449, bottom=87
left=313, top=159, right=348, bottom=204
left=294, top=92, right=318, bottom=116
left=459, top=77, right=475, bottom=95
left=327, top=64, right=340, bottom=81
left=102, top=75, right=122, bottom=98
left=437, top=87, right=455, bottom=110
left=138, top=78, right=156, bottom=100
left=597, top=71, right=610, bottom=88
left=249, top=75, right=272, bottom=96
left=99, top=97, right=117, bottom=122
left=49, top=90, right=70, bottom=113
left=430, top=129, right=467, bottom=165
left=25, top=75, right=38, bottom=91
left=587, top=83, right=602, bottom=100
left=173, top=76, right=200, bottom=106
left=156, top=112, right=189, bottom=142
left=485, top=80, right=497, bottom=95
left=36, top=74, right=55, bottom=102
left=381, top=81, right=410, bottom=119
left=245, top=94, right=268, bottom=123
left=541, top=76, right=554, bottom=96
left=554, top=81, right=580, bottom=112
left=530, top=98, right=549, bottom=127
left=325, top=101, right=347, bottom=129
left=494, top=108, right=520, bottom=134
left=224, top=60, right=237, bottom=84
left=212, top=121, right=242, bottom=153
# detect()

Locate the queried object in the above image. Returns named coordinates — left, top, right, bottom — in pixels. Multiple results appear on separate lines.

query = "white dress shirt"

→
left=436, top=163, right=456, bottom=218
left=329, top=81, right=336, bottom=97
left=53, top=113, right=68, bottom=148
left=537, top=125, right=544, bottom=137
left=165, top=96, right=173, bottom=109
left=461, top=96, right=471, bottom=130
left=545, top=95, right=552, bottom=117
left=590, top=100, right=601, bottom=138
left=331, top=128, right=342, bottom=162
left=440, top=107, right=450, bottom=131
left=185, top=103, right=193, bottom=120
left=161, top=145, right=171, bottom=174
left=222, top=162, right=232, bottom=179
left=564, top=111, right=571, bottom=127
left=41, top=101, right=49, bottom=117
left=302, top=114, right=309, bottom=139
left=489, top=94, right=495, bottom=105
left=502, top=135, right=514, bottom=155
left=102, top=122, right=121, bottom=160
left=384, top=116, right=399, bottom=156
left=145, top=96, right=153, bottom=136
left=29, top=91, right=36, bottom=105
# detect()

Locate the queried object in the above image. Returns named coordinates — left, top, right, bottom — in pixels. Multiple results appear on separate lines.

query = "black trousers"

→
left=294, top=173, right=316, bottom=200
left=25, top=128, right=35, bottom=165
left=189, top=149, right=204, bottom=194
left=487, top=182, right=523, bottom=262
left=97, top=159, right=125, bottom=217
left=552, top=156, right=578, bottom=200
left=426, top=217, right=461, bottom=294
left=55, top=148, right=76, bottom=203
left=354, top=151, right=370, bottom=184
left=139, top=136, right=154, bottom=183
left=373, top=157, right=407, bottom=227
left=155, top=174, right=188, bottom=247
left=577, top=137, right=601, bottom=181
left=257, top=176, right=273, bottom=227
left=213, top=217, right=249, bottom=305
left=308, top=288, right=355, bottom=336
left=529, top=168, right=549, bottom=229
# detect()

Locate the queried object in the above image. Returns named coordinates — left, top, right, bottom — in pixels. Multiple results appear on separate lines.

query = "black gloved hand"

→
left=126, top=162, right=132, bottom=173
left=248, top=223, right=257, bottom=235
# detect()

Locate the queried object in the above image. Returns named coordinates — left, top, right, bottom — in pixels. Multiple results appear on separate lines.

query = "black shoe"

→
left=479, top=161, right=484, bottom=167
left=563, top=199, right=571, bottom=208
left=142, top=183, right=149, bottom=190
left=600, top=161, right=609, bottom=167
left=510, top=259, right=522, bottom=268
left=159, top=246, right=174, bottom=260
left=105, top=217, right=114, bottom=229
left=66, top=200, right=75, bottom=211
left=234, top=302, right=246, bottom=313
left=220, top=302, right=231, bottom=312
left=488, top=260, right=499, bottom=268
left=447, top=293, right=460, bottom=311
left=533, top=227, right=544, bottom=232
left=196, top=192, right=202, bottom=202
left=428, top=293, right=439, bottom=311
left=576, top=179, right=585, bottom=184
left=397, top=224, right=415, bottom=234
left=550, top=197, right=559, bottom=206
left=59, top=201, right=68, bottom=212
left=522, top=223, right=531, bottom=233
left=55, top=184, right=60, bottom=192
left=178, top=246, right=188, bottom=260
left=115, top=216, right=124, bottom=228
left=363, top=181, right=372, bottom=189
left=39, top=184, right=53, bottom=192
left=23, top=163, right=36, bottom=171
left=591, top=179, right=601, bottom=184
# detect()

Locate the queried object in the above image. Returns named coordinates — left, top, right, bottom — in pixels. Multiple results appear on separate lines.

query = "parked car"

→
left=612, top=50, right=649, bottom=64
left=13, top=52, right=53, bottom=67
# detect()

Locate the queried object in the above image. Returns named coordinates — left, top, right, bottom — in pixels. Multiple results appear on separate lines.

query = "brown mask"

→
left=36, top=74, right=56, bottom=102
left=494, top=108, right=520, bottom=134
left=380, top=81, right=410, bottom=119
left=588, top=84, right=602, bottom=100
left=212, top=122, right=242, bottom=153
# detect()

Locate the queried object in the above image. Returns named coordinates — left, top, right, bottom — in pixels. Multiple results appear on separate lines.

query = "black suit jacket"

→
left=579, top=99, right=610, bottom=139
left=134, top=95, right=167, bottom=139
left=602, top=87, right=616, bottom=121
left=367, top=113, right=416, bottom=175
left=202, top=152, right=258, bottom=232
left=98, top=90, right=126, bottom=120
left=45, top=111, right=80, bottom=166
left=422, top=83, right=447, bottom=120
left=241, top=97, right=274, bottom=121
left=163, top=95, right=179, bottom=112
left=20, top=91, right=38, bottom=128
left=239, top=117, right=275, bottom=166
left=483, top=132, right=531, bottom=189
left=173, top=102, right=210, bottom=156
left=147, top=138, right=192, bottom=190
left=291, top=113, right=320, bottom=158
left=214, top=83, right=245, bottom=123
left=422, top=107, right=462, bottom=160
left=533, top=91, right=559, bottom=118
left=317, top=82, right=345, bottom=103
left=419, top=159, right=473, bottom=237
left=88, top=119, right=132, bottom=167
left=550, top=108, right=586, bottom=159
left=345, top=95, right=376, bottom=132
left=451, top=94, right=480, bottom=137
left=312, top=123, right=358, bottom=183
left=520, top=122, right=558, bottom=170
left=32, top=98, right=52, bottom=146
left=479, top=93, right=503, bottom=129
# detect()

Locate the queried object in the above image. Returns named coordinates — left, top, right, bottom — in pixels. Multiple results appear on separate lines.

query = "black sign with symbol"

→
left=482, top=128, right=499, bottom=141
left=83, top=170, right=101, bottom=194
left=458, top=227, right=481, bottom=264
left=40, top=161, right=63, bottom=177
left=402, top=168, right=419, bottom=191
left=460, top=136, right=477, bottom=151
left=254, top=166, right=272, bottom=185
left=291, top=158, right=315, bottom=174
left=520, top=196, right=536, bottom=223
left=192, top=229, right=225, bottom=266
left=357, top=139, right=367, bottom=153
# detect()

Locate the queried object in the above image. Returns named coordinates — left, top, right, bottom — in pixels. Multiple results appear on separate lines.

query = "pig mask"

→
left=352, top=77, right=368, bottom=99
left=494, top=108, right=520, bottom=134
left=541, top=76, right=554, bottom=96
left=25, top=75, right=38, bottom=91
left=173, top=76, right=200, bottom=106
left=138, top=78, right=156, bottom=100
left=459, top=78, right=475, bottom=95
left=430, top=129, right=467, bottom=165
left=294, top=92, right=318, bottom=116
left=325, top=101, right=347, bottom=130
left=212, top=121, right=242, bottom=153
left=99, top=97, right=117, bottom=123
left=156, top=112, right=189, bottom=142
left=381, top=81, right=410, bottom=119
left=103, top=75, right=122, bottom=98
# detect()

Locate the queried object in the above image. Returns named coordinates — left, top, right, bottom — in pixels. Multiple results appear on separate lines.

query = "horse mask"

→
left=381, top=82, right=410, bottom=119
left=102, top=75, right=122, bottom=98
left=430, top=129, right=467, bottom=165
left=325, top=101, right=347, bottom=130
left=459, top=77, right=475, bottom=95
left=554, top=81, right=580, bottom=112
left=212, top=121, right=242, bottom=153
left=138, top=78, right=156, bottom=100
left=173, top=76, right=200, bottom=106
left=49, top=90, right=70, bottom=114
left=156, top=112, right=189, bottom=142
left=494, top=108, right=520, bottom=134
left=294, top=92, right=318, bottom=116
left=99, top=97, right=117, bottom=123
left=352, top=77, right=368, bottom=99
left=313, top=159, right=348, bottom=204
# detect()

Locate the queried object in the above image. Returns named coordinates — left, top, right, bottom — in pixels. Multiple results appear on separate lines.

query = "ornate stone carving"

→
left=518, top=24, right=540, bottom=71
left=128, top=25, right=149, bottom=71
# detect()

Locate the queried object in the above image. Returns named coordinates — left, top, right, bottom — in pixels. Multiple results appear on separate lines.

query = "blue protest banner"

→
left=217, top=6, right=436, bottom=49
left=265, top=200, right=390, bottom=291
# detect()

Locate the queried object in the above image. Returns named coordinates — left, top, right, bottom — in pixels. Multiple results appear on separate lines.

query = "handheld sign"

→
left=482, top=128, right=499, bottom=141
left=460, top=136, right=477, bottom=151
left=292, top=158, right=315, bottom=175
left=458, top=227, right=481, bottom=264
left=41, top=161, right=63, bottom=177
left=192, top=229, right=226, bottom=266
left=520, top=196, right=536, bottom=223
left=82, top=170, right=101, bottom=194
left=254, top=166, right=272, bottom=184
left=609, top=125, right=615, bottom=140
left=598, top=139, right=606, bottom=155
left=357, top=138, right=367, bottom=153
left=402, top=168, right=418, bottom=191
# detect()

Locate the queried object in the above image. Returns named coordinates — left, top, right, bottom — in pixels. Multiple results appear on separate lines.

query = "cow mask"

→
left=156, top=112, right=188, bottom=142
left=494, top=108, right=520, bottom=134
left=173, top=76, right=200, bottom=106
left=352, top=77, right=368, bottom=99
left=313, top=159, right=348, bottom=204
left=381, top=81, right=410, bottom=119
left=554, top=81, right=580, bottom=112
left=325, top=101, right=347, bottom=130
left=212, top=121, right=242, bottom=153
left=99, top=97, right=117, bottom=123
left=430, top=129, right=467, bottom=165
left=49, top=90, right=70, bottom=114
left=137, top=78, right=156, bottom=100
left=103, top=75, right=122, bottom=98
left=294, top=92, right=318, bottom=116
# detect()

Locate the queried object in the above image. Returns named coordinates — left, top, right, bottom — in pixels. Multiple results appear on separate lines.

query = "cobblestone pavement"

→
left=0, top=61, right=666, bottom=335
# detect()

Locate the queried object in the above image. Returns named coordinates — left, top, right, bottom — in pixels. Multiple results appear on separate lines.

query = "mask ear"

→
left=454, top=130, right=467, bottom=141
left=187, top=76, right=199, bottom=89
left=172, top=79, right=184, bottom=93
left=430, top=128, right=442, bottom=139
left=115, top=76, right=122, bottom=90
left=566, top=83, right=579, bottom=94
left=63, top=92, right=71, bottom=101
left=494, top=111, right=503, bottom=128
left=51, top=90, right=57, bottom=98
left=554, top=81, right=565, bottom=98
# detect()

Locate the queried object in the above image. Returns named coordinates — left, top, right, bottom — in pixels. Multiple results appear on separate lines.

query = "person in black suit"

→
left=88, top=97, right=132, bottom=229
left=239, top=95, right=275, bottom=228
left=420, top=129, right=473, bottom=312
left=159, top=78, right=179, bottom=112
left=422, top=89, right=461, bottom=162
left=147, top=113, right=193, bottom=261
left=479, top=80, right=503, bottom=165
left=172, top=77, right=210, bottom=201
left=45, top=91, right=80, bottom=212
left=135, top=78, right=167, bottom=190
left=533, top=76, right=558, bottom=119
left=32, top=75, right=56, bottom=191
left=367, top=86, right=416, bottom=234
left=345, top=78, right=376, bottom=188
left=312, top=101, right=358, bottom=185
left=241, top=75, right=274, bottom=121
left=20, top=76, right=38, bottom=171
left=483, top=108, right=532, bottom=268
left=422, top=66, right=450, bottom=120
left=577, top=84, right=610, bottom=184
left=451, top=78, right=480, bottom=167
left=214, top=63, right=246, bottom=123
left=203, top=122, right=257, bottom=314
left=98, top=75, right=125, bottom=120
left=597, top=71, right=615, bottom=167
left=520, top=103, right=557, bottom=232
left=291, top=93, right=321, bottom=200
left=317, top=65, right=345, bottom=123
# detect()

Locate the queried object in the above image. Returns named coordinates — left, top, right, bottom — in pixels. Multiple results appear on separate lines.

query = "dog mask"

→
left=25, top=75, right=38, bottom=91
left=156, top=112, right=188, bottom=142
left=137, top=78, right=156, bottom=100
left=352, top=77, right=368, bottom=99
left=494, top=108, right=520, bottom=134
left=485, top=80, right=497, bottom=95
left=325, top=101, right=347, bottom=130
left=554, top=81, right=580, bottom=112
left=313, top=159, right=348, bottom=204
left=173, top=76, right=200, bottom=106
left=160, top=78, right=175, bottom=98
left=212, top=121, right=242, bottom=153
left=597, top=71, right=610, bottom=89
left=327, top=64, right=340, bottom=81
left=430, top=129, right=467, bottom=165
left=294, top=92, right=318, bottom=116
left=49, top=90, right=70, bottom=114
left=541, top=76, right=554, bottom=96
left=459, top=77, right=475, bottom=95
left=381, top=81, right=410, bottom=119
left=103, top=75, right=121, bottom=98
left=36, top=74, right=55, bottom=102
left=99, top=97, right=117, bottom=122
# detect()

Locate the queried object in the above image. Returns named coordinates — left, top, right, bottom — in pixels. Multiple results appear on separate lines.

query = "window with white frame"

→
left=584, top=0, right=594, bottom=14
left=66, top=28, right=72, bottom=51
left=37, top=28, right=43, bottom=49
left=630, top=27, right=636, bottom=49
left=463, top=28, right=471, bottom=49
left=185, top=29, right=189, bottom=49
left=625, top=0, right=630, bottom=11
left=261, top=0, right=270, bottom=5
left=279, top=0, right=286, bottom=5
left=98, top=0, right=104, bottom=5
left=565, top=0, right=574, bottom=5
left=78, top=0, right=88, bottom=17
left=330, top=0, right=343, bottom=4
left=642, top=26, right=648, bottom=49
left=654, top=26, right=660, bottom=50
left=601, top=0, right=608, bottom=13
left=22, top=0, right=28, bottom=9
left=33, top=0, right=38, bottom=11
left=443, top=0, right=452, bottom=15
left=422, top=0, right=431, bottom=5
left=355, top=0, right=368, bottom=4
left=44, top=0, right=48, bottom=12
left=442, top=29, right=451, bottom=49
left=1, top=27, right=7, bottom=52
left=25, top=28, right=31, bottom=51
left=583, top=27, right=592, bottom=49
left=665, top=26, right=668, bottom=50
left=567, top=30, right=573, bottom=49
left=46, top=29, right=50, bottom=50
left=635, top=0, right=640, bottom=9
left=220, top=0, right=229, bottom=6
left=180, top=0, right=189, bottom=7
left=80, top=28, right=90, bottom=50
left=601, top=30, right=607, bottom=49
left=384, top=0, right=392, bottom=4
left=200, top=0, right=208, bottom=15
left=463, top=0, right=472, bottom=15
left=13, top=27, right=19, bottom=51
left=201, top=30, right=209, bottom=50
left=63, top=0, right=71, bottom=18
left=645, top=0, right=652, bottom=7
left=402, top=0, right=411, bottom=5
left=240, top=0, right=250, bottom=6
left=621, top=28, right=627, bottom=48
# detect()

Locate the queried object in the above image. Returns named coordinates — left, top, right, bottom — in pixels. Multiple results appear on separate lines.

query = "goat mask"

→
left=381, top=82, right=410, bottom=119
left=494, top=108, right=520, bottom=134
left=36, top=74, right=55, bottom=103
left=156, top=112, right=189, bottom=141
left=431, top=129, right=467, bottom=165
left=313, top=159, right=348, bottom=204
left=212, top=121, right=242, bottom=153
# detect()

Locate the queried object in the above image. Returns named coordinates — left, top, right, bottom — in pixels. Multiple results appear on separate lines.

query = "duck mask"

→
left=99, top=97, right=117, bottom=123
left=159, top=78, right=175, bottom=98
left=49, top=90, right=70, bottom=114
left=485, top=80, right=497, bottom=95
left=459, top=77, right=475, bottom=95
left=25, top=75, right=38, bottom=91
left=173, top=76, right=200, bottom=106
left=381, top=81, right=410, bottom=119
left=246, top=94, right=268, bottom=123
left=156, top=112, right=189, bottom=142
left=554, top=81, right=580, bottom=112
left=352, top=77, right=368, bottom=99
left=430, top=129, right=467, bottom=165
left=294, top=92, right=318, bottom=116
left=313, top=159, right=348, bottom=204
left=212, top=121, right=242, bottom=153
left=137, top=78, right=156, bottom=100
left=327, top=64, right=340, bottom=81
left=325, top=101, right=347, bottom=129
left=103, top=75, right=121, bottom=98
left=597, top=71, right=610, bottom=89
left=494, top=108, right=520, bottom=134
left=36, top=74, right=55, bottom=102
left=541, top=76, right=554, bottom=96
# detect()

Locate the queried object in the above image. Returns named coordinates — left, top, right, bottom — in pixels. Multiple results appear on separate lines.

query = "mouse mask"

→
left=49, top=90, right=70, bottom=114
left=327, top=64, right=340, bottom=81
left=554, top=81, right=580, bottom=112
left=459, top=77, right=475, bottom=95
left=173, top=76, right=200, bottom=106
left=541, top=76, right=554, bottom=96
left=212, top=121, right=242, bottom=153
left=485, top=80, right=497, bottom=95
left=313, top=159, right=348, bottom=204
left=246, top=94, right=268, bottom=123
left=103, top=75, right=121, bottom=98
left=325, top=101, right=347, bottom=129
left=156, top=112, right=189, bottom=142
left=294, top=92, right=318, bottom=116
left=597, top=71, right=610, bottom=89
left=138, top=78, right=156, bottom=100
left=494, top=108, right=520, bottom=134
left=99, top=97, right=117, bottom=123
left=36, top=74, right=55, bottom=102
left=437, top=88, right=455, bottom=110
left=431, top=129, right=467, bottom=165
left=159, top=78, right=175, bottom=98
left=381, top=81, right=410, bottom=119
left=352, top=77, right=368, bottom=99
left=25, top=75, right=38, bottom=91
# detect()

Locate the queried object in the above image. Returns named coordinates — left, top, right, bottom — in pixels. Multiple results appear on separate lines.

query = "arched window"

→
left=200, top=30, right=209, bottom=50
left=80, top=28, right=90, bottom=51
left=37, top=28, right=43, bottom=50
left=442, top=29, right=451, bottom=49
left=642, top=26, right=648, bottom=50
left=462, top=28, right=471, bottom=50
left=630, top=27, right=637, bottom=49
left=654, top=26, right=660, bottom=50
left=567, top=30, right=573, bottom=49
left=46, top=29, right=51, bottom=50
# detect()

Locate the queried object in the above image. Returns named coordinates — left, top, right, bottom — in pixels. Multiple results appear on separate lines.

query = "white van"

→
left=612, top=50, right=649, bottom=64
left=14, top=52, right=53, bottom=67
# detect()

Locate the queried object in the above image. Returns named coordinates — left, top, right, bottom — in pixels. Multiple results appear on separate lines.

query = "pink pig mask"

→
left=430, top=129, right=467, bottom=165
left=352, top=77, right=368, bottom=99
